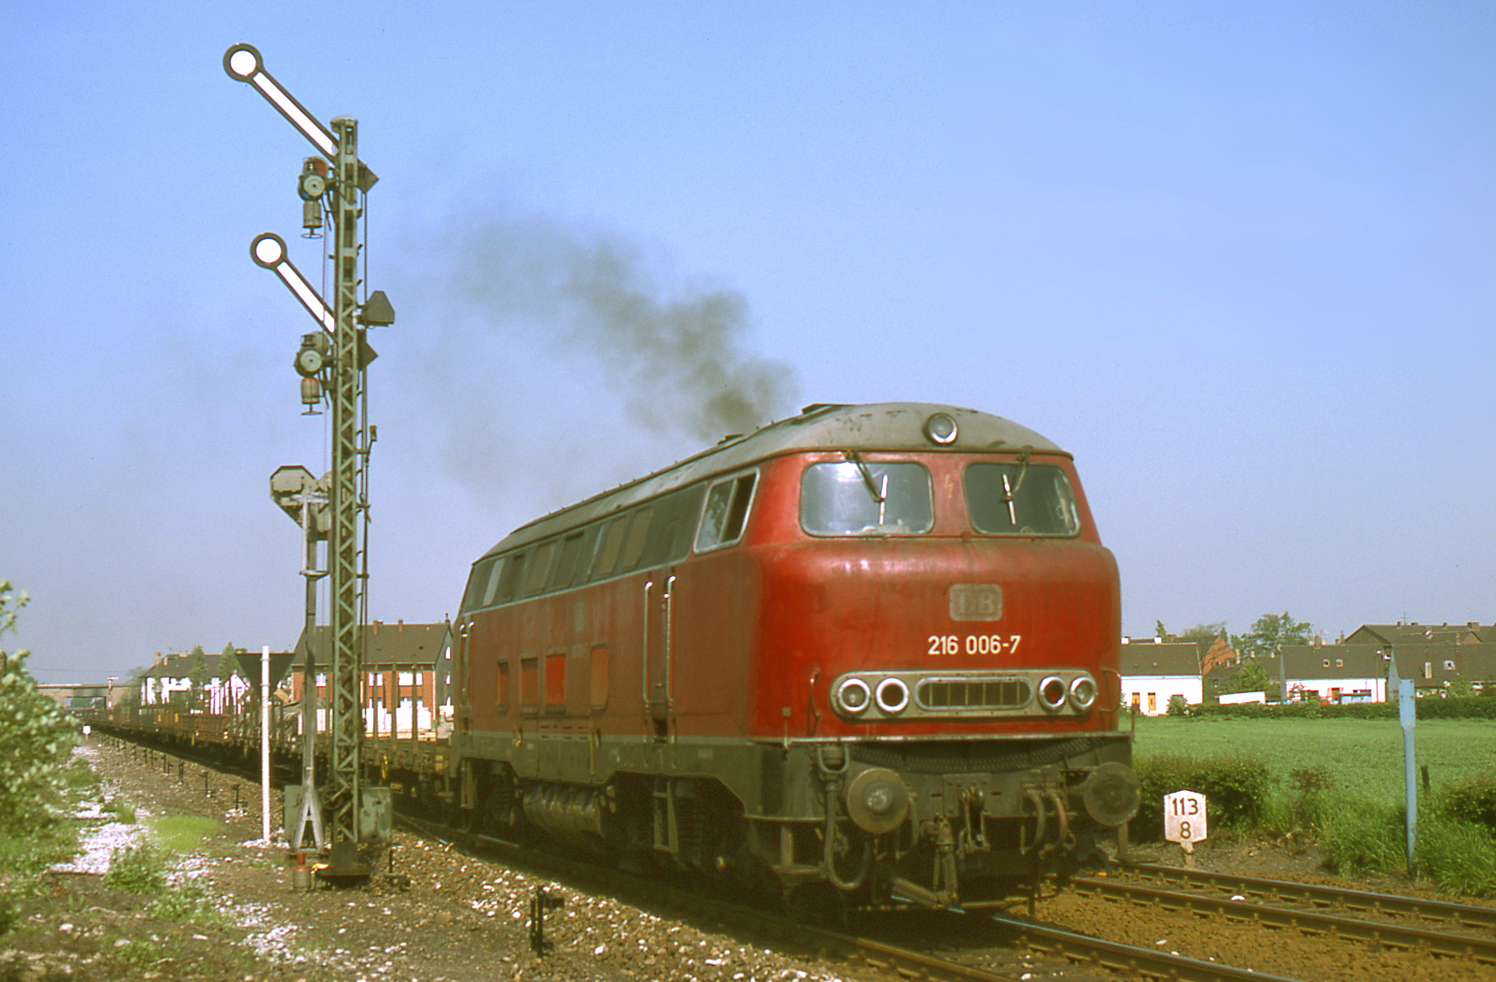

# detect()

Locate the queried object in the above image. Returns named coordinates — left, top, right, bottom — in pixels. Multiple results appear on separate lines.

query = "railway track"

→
left=1067, top=874, right=1496, bottom=965
left=1108, top=861, right=1496, bottom=931
left=102, top=734, right=1496, bottom=982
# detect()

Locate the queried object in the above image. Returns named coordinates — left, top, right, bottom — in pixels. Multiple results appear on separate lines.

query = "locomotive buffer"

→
left=227, top=43, right=395, bottom=877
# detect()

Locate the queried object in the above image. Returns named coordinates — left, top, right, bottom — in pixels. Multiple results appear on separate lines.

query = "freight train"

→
left=96, top=402, right=1140, bottom=910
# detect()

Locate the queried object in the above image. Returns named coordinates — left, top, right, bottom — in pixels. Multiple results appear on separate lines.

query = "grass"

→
left=1130, top=716, right=1496, bottom=801
left=104, top=842, right=169, bottom=894
left=1126, top=715, right=1496, bottom=897
left=146, top=814, right=220, bottom=854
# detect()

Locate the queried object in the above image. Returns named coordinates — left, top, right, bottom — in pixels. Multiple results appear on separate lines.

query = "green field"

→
left=1129, top=716, right=1496, bottom=803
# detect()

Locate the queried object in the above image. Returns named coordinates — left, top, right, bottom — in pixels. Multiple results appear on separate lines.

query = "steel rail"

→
left=1068, top=877, right=1496, bottom=964
left=989, top=912, right=1305, bottom=982
left=1107, top=862, right=1496, bottom=930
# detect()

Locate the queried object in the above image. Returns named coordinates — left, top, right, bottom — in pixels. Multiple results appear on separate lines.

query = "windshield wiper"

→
left=1000, top=446, right=1033, bottom=527
left=844, top=450, right=886, bottom=503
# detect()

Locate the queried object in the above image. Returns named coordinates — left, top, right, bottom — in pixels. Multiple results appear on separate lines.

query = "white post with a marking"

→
left=261, top=644, right=271, bottom=843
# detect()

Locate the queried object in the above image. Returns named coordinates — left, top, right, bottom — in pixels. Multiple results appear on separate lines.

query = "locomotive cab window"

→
left=800, top=460, right=933, bottom=536
left=965, top=462, right=1080, bottom=536
left=696, top=472, right=757, bottom=552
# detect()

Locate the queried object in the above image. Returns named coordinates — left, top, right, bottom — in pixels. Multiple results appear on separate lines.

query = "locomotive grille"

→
left=917, top=677, right=1030, bottom=712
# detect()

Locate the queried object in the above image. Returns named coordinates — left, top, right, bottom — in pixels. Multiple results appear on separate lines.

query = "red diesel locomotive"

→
left=451, top=402, right=1139, bottom=908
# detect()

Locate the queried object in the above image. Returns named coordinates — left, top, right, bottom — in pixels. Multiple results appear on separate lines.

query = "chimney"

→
left=373, top=619, right=382, bottom=635
left=397, top=619, right=404, bottom=632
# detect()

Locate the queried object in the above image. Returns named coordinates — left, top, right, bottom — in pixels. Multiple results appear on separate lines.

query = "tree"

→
left=1154, top=620, right=1228, bottom=660
left=0, top=581, right=78, bottom=837
left=1221, top=660, right=1282, bottom=702
left=114, top=664, right=150, bottom=712
left=186, top=645, right=210, bottom=712
left=1232, top=611, right=1313, bottom=662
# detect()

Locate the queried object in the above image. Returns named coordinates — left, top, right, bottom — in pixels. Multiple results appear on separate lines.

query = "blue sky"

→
left=4, top=2, right=1492, bottom=682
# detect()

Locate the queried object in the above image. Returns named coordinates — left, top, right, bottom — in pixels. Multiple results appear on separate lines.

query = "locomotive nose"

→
left=845, top=768, right=911, bottom=835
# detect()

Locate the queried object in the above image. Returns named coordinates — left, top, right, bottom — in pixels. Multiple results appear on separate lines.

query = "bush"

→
left=1435, top=774, right=1496, bottom=831
left=104, top=842, right=168, bottom=894
left=0, top=582, right=79, bottom=839
left=1187, top=697, right=1496, bottom=722
left=0, top=821, right=79, bottom=937
left=1417, top=697, right=1496, bottom=720
left=1132, top=751, right=1271, bottom=841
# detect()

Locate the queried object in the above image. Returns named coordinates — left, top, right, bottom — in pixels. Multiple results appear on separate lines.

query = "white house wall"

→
left=1120, top=675, right=1202, bottom=714
left=1286, top=675, right=1385, bottom=703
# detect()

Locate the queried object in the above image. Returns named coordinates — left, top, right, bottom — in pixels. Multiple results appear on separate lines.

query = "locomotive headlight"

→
left=923, top=412, right=959, bottom=445
left=834, top=677, right=871, bottom=716
left=1069, top=675, right=1097, bottom=712
left=874, top=677, right=910, bottom=715
left=1037, top=675, right=1067, bottom=711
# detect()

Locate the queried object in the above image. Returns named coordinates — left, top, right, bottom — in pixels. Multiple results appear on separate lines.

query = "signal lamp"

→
left=300, top=377, right=322, bottom=415
left=835, top=677, right=871, bottom=716
left=1038, top=675, right=1067, bottom=711
left=1069, top=675, right=1097, bottom=711
left=874, top=677, right=909, bottom=715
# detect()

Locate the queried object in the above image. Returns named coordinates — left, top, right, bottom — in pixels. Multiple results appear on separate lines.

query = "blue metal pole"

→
left=1399, top=674, right=1417, bottom=877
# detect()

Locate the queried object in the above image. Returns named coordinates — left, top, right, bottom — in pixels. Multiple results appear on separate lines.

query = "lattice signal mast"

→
left=225, top=44, right=394, bottom=870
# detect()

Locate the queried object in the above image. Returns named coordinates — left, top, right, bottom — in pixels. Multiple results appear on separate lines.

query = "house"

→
left=136, top=650, right=256, bottom=714
left=287, top=620, right=454, bottom=737
left=1118, top=639, right=1201, bottom=714
left=1279, top=644, right=1387, bottom=703
left=1345, top=622, right=1492, bottom=648
left=1334, top=622, right=1496, bottom=695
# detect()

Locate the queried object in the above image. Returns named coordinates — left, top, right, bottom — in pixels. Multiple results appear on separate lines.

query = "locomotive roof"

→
left=482, top=402, right=1068, bottom=557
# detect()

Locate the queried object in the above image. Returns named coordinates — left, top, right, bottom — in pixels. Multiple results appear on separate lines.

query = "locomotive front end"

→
left=746, top=406, right=1140, bottom=908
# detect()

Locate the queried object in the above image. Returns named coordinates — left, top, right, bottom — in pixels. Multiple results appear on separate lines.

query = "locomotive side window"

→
left=544, top=650, right=566, bottom=712
left=800, top=461, right=933, bottom=536
left=549, top=530, right=590, bottom=592
left=462, top=556, right=502, bottom=612
left=695, top=472, right=757, bottom=552
left=619, top=507, right=654, bottom=571
left=495, top=657, right=510, bottom=715
left=524, top=540, right=558, bottom=596
left=520, top=654, right=539, bottom=713
left=965, top=463, right=1080, bottom=536
left=498, top=550, right=528, bottom=602
left=480, top=557, right=504, bottom=606
left=589, top=514, right=631, bottom=581
left=590, top=644, right=609, bottom=710
left=639, top=485, right=708, bottom=567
